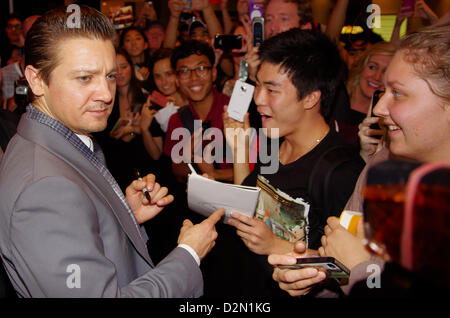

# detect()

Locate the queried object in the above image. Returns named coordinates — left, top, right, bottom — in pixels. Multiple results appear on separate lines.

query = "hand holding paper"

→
left=187, top=164, right=260, bottom=222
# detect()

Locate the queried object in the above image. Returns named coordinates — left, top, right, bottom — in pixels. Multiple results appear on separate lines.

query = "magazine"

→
left=255, top=175, right=310, bottom=245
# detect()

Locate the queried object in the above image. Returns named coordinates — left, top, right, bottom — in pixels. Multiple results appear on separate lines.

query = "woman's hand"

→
left=358, top=116, right=383, bottom=162
left=318, top=217, right=370, bottom=270
left=138, top=66, right=150, bottom=81
left=168, top=0, right=183, bottom=19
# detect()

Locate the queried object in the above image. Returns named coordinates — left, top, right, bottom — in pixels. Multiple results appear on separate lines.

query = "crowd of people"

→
left=0, top=0, right=449, bottom=300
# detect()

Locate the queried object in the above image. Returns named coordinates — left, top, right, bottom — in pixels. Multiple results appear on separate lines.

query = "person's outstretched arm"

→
left=220, top=0, right=233, bottom=34
left=164, top=0, right=183, bottom=48
left=193, top=0, right=224, bottom=37
left=325, top=0, right=349, bottom=44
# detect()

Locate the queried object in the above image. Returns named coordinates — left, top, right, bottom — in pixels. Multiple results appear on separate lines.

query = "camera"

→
left=252, top=17, right=264, bottom=47
left=214, top=34, right=242, bottom=51
left=14, top=78, right=31, bottom=113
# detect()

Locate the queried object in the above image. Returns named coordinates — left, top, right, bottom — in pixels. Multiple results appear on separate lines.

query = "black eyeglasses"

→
left=176, top=65, right=212, bottom=80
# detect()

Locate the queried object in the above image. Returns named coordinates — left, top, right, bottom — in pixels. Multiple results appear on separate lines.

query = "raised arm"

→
left=164, top=0, right=183, bottom=48
left=220, top=0, right=233, bottom=34
left=192, top=0, right=224, bottom=36
left=325, top=0, right=349, bottom=44
left=223, top=105, right=251, bottom=185
left=134, top=2, right=158, bottom=29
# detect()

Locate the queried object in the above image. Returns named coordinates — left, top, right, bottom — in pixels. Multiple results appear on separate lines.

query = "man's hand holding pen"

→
left=126, top=172, right=174, bottom=224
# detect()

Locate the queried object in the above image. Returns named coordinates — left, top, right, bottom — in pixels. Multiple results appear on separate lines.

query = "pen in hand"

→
left=134, top=168, right=151, bottom=203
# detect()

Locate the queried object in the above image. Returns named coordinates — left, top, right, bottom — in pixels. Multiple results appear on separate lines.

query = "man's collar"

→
left=26, top=104, right=93, bottom=153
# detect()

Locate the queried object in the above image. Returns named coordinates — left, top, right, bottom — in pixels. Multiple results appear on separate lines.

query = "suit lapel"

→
left=17, top=116, right=154, bottom=267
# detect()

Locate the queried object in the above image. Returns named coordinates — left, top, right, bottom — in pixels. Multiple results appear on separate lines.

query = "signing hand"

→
left=126, top=173, right=174, bottom=224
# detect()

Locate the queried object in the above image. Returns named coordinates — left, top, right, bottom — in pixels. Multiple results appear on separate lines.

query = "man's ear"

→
left=24, top=65, right=45, bottom=98
left=303, top=90, right=321, bottom=111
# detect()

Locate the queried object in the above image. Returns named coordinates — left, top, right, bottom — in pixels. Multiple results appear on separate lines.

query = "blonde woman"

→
left=332, top=41, right=396, bottom=146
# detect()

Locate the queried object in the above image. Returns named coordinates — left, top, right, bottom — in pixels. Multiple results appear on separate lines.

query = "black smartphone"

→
left=370, top=89, right=384, bottom=132
left=14, top=78, right=31, bottom=113
left=214, top=34, right=242, bottom=51
left=252, top=17, right=264, bottom=47
left=278, top=257, right=350, bottom=280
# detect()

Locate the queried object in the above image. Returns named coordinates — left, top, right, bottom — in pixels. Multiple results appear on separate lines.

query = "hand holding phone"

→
left=278, top=257, right=350, bottom=281
left=369, top=89, right=384, bottom=139
left=249, top=0, right=264, bottom=47
left=227, top=80, right=255, bottom=122
left=150, top=90, right=169, bottom=109
left=252, top=17, right=264, bottom=47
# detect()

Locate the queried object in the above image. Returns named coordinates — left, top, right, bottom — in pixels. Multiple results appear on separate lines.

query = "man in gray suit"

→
left=0, top=5, right=224, bottom=298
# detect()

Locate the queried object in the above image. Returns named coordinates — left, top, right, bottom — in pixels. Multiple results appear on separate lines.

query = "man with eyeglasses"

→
left=163, top=40, right=233, bottom=184
left=1, top=16, right=24, bottom=67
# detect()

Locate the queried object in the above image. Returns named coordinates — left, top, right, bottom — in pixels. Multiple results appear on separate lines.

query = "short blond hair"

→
left=399, top=24, right=450, bottom=103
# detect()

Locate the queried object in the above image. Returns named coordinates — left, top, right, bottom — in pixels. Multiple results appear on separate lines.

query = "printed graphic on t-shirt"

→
left=255, top=175, right=310, bottom=245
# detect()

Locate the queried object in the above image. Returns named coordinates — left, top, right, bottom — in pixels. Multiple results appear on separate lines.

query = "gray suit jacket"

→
left=0, top=110, right=203, bottom=297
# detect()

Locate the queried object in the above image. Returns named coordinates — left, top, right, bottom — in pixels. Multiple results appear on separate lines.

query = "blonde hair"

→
left=346, top=41, right=396, bottom=98
left=399, top=24, right=450, bottom=103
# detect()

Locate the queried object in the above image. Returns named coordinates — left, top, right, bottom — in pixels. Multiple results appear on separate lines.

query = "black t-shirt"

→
left=242, top=129, right=365, bottom=249
left=201, top=129, right=364, bottom=298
